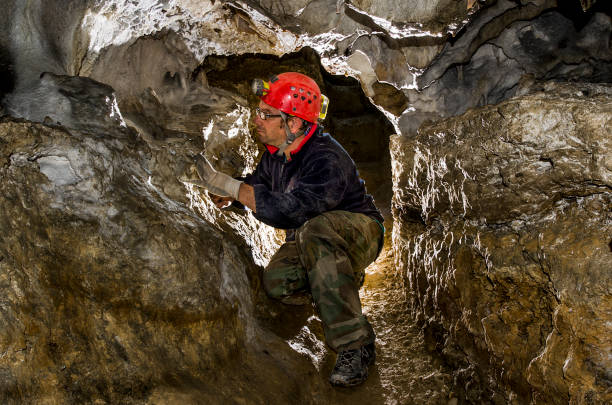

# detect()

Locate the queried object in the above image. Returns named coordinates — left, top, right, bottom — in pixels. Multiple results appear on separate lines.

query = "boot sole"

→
left=329, top=368, right=368, bottom=387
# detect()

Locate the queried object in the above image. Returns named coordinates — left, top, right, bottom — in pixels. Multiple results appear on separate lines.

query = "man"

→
left=191, top=72, right=384, bottom=387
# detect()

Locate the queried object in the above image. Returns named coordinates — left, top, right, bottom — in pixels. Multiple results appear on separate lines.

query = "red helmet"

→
left=252, top=72, right=328, bottom=123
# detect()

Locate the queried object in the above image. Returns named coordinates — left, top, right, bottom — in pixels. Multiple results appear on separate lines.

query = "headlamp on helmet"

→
left=251, top=79, right=270, bottom=97
left=319, top=94, right=329, bottom=120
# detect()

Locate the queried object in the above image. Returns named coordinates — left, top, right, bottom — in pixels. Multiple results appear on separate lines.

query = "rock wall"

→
left=391, top=81, right=612, bottom=404
left=400, top=0, right=612, bottom=135
left=0, top=74, right=334, bottom=403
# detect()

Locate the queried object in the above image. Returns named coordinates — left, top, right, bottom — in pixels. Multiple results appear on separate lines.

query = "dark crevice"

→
left=539, top=156, right=555, bottom=169
left=537, top=259, right=562, bottom=304
left=394, top=206, right=426, bottom=226
left=557, top=0, right=612, bottom=30
left=499, top=80, right=521, bottom=101
left=201, top=46, right=397, bottom=156
left=543, top=59, right=612, bottom=83
left=0, top=46, right=15, bottom=102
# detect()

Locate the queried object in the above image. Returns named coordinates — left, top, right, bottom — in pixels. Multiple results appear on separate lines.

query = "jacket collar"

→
left=265, top=124, right=318, bottom=158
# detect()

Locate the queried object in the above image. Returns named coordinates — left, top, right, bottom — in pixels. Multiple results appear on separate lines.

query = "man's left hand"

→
left=211, top=194, right=234, bottom=209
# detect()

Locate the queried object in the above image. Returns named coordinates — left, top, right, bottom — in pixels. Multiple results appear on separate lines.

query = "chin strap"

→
left=275, top=112, right=312, bottom=157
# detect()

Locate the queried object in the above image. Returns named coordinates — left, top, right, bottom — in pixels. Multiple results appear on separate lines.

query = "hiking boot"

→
left=329, top=343, right=376, bottom=387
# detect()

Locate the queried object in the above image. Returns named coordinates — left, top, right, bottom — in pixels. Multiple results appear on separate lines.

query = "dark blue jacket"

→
left=242, top=126, right=383, bottom=241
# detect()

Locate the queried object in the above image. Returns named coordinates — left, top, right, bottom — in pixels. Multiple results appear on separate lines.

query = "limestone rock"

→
left=349, top=0, right=475, bottom=34
left=0, top=0, right=611, bottom=403
left=0, top=0, right=465, bottom=122
left=391, top=81, right=612, bottom=404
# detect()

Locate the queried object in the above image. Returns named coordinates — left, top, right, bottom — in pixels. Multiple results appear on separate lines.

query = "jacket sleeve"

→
left=252, top=151, right=348, bottom=229
left=230, top=153, right=271, bottom=209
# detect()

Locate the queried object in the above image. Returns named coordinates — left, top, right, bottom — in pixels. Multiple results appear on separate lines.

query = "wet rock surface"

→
left=391, top=81, right=612, bottom=404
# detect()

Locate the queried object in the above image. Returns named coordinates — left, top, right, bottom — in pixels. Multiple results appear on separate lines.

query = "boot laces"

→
left=336, top=348, right=361, bottom=371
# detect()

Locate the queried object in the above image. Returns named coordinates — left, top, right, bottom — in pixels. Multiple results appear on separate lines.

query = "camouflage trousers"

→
left=262, top=211, right=384, bottom=352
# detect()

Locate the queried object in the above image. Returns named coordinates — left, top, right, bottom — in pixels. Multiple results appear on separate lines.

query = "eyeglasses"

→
left=255, top=107, right=283, bottom=121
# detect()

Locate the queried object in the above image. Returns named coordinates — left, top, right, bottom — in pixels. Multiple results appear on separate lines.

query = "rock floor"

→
left=297, top=162, right=458, bottom=405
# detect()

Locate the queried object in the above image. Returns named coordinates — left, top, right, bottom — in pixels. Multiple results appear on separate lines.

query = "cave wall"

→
left=392, top=81, right=612, bottom=404
left=400, top=0, right=612, bottom=134
left=388, top=2, right=612, bottom=403
left=0, top=70, right=337, bottom=403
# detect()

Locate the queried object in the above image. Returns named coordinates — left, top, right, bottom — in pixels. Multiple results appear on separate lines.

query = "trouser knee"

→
left=262, top=270, right=283, bottom=299
left=262, top=241, right=308, bottom=300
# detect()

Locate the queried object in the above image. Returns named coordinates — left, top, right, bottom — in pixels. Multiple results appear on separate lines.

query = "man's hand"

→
left=192, top=154, right=243, bottom=200
left=211, top=194, right=234, bottom=209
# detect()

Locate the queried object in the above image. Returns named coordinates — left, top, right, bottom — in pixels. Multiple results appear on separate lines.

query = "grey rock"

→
left=349, top=0, right=469, bottom=32
left=4, top=73, right=127, bottom=135
left=37, top=156, right=80, bottom=186
left=400, top=5, right=612, bottom=137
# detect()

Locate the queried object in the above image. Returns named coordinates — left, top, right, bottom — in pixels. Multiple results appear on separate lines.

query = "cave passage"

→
left=2, top=1, right=609, bottom=403
left=198, top=48, right=456, bottom=403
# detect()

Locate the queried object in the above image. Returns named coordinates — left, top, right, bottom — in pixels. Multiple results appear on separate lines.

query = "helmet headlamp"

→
left=319, top=94, right=329, bottom=120
left=251, top=79, right=270, bottom=97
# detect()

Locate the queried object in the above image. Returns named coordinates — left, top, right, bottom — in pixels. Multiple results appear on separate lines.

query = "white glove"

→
left=190, top=154, right=242, bottom=200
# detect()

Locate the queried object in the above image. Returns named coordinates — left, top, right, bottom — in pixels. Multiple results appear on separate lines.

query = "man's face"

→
left=253, top=100, right=286, bottom=147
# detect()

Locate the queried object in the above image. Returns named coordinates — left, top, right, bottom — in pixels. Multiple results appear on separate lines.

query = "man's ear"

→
left=288, top=116, right=303, bottom=132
